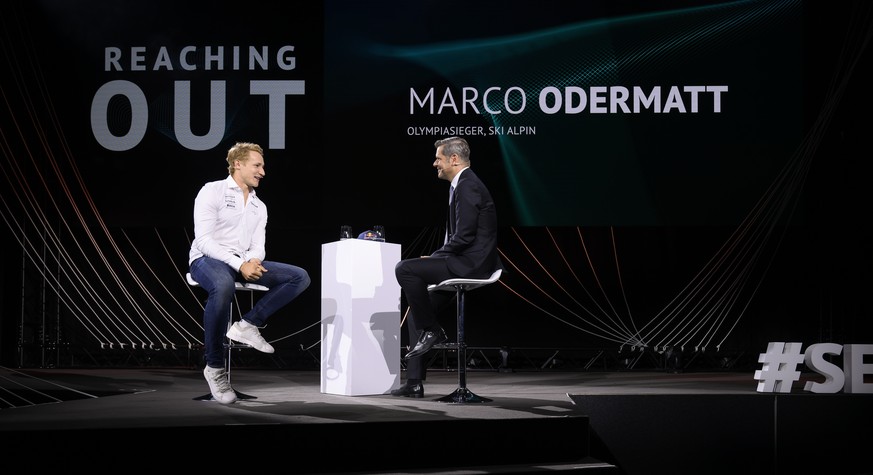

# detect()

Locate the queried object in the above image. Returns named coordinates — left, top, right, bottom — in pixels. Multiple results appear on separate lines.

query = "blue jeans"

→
left=190, top=256, right=311, bottom=368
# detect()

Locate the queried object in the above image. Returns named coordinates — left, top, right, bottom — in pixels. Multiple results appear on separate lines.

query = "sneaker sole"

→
left=226, top=330, right=275, bottom=353
left=212, top=394, right=236, bottom=405
left=213, top=393, right=237, bottom=404
left=203, top=369, right=238, bottom=404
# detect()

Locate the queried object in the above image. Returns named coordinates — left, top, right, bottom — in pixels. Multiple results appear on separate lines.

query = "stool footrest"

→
left=432, top=342, right=461, bottom=350
left=224, top=343, right=255, bottom=349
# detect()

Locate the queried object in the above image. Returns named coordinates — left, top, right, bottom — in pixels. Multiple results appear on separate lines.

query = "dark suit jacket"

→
left=430, top=168, right=503, bottom=278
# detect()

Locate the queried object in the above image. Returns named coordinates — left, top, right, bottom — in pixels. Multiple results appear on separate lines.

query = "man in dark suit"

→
left=392, top=136, right=503, bottom=398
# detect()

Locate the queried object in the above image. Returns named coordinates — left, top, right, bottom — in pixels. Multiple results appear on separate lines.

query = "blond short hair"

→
left=226, top=142, right=264, bottom=175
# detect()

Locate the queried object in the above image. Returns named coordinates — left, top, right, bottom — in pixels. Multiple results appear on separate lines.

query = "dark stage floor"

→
left=1, top=367, right=870, bottom=475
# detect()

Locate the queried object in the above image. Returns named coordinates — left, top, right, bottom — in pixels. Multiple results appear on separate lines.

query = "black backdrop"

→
left=1, top=0, right=871, bottom=367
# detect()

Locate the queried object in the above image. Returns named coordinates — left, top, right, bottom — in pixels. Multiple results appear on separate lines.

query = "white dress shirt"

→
left=188, top=175, right=267, bottom=271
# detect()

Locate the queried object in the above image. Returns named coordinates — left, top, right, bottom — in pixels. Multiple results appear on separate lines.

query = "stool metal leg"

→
left=226, top=293, right=256, bottom=400
left=226, top=342, right=257, bottom=400
left=194, top=292, right=257, bottom=401
left=435, top=286, right=492, bottom=403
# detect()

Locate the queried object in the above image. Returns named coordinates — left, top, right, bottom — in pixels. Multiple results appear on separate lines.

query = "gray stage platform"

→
left=0, top=368, right=870, bottom=474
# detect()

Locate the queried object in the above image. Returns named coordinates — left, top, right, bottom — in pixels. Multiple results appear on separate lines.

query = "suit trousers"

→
left=394, top=256, right=456, bottom=380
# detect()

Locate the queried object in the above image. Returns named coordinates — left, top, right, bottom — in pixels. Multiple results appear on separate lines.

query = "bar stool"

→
left=427, top=268, right=502, bottom=403
left=187, top=272, right=269, bottom=401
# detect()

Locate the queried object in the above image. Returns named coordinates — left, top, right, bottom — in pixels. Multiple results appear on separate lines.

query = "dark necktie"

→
left=446, top=185, right=455, bottom=242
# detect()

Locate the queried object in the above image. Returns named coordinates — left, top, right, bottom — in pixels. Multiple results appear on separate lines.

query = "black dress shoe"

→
left=390, top=382, right=424, bottom=398
left=404, top=328, right=448, bottom=360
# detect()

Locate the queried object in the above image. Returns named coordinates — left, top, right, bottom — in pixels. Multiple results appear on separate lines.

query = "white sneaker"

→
left=226, top=321, right=275, bottom=353
left=203, top=366, right=237, bottom=404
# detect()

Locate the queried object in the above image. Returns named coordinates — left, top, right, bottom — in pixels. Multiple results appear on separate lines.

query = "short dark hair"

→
left=434, top=136, right=470, bottom=163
